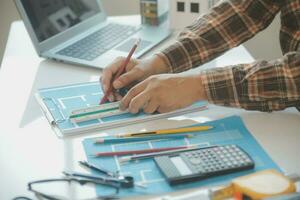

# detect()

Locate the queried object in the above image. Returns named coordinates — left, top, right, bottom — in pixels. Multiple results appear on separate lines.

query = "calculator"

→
left=154, top=145, right=255, bottom=185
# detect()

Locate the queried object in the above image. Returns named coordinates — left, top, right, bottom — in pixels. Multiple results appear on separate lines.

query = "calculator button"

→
left=204, top=169, right=210, bottom=173
left=196, top=167, right=204, bottom=173
left=232, top=161, right=239, bottom=166
left=189, top=158, right=202, bottom=165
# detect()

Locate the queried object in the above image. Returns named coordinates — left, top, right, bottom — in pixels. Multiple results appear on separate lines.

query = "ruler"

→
left=69, top=102, right=129, bottom=123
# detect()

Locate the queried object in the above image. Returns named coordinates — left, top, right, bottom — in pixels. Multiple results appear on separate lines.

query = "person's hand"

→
left=100, top=55, right=169, bottom=101
left=120, top=73, right=207, bottom=114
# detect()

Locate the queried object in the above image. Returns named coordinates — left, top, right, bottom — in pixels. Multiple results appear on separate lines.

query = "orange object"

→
left=232, top=169, right=296, bottom=199
left=234, top=191, right=243, bottom=200
left=211, top=169, right=296, bottom=200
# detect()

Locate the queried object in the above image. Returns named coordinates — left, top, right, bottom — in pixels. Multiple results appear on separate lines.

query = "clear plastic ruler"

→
left=69, top=102, right=129, bottom=123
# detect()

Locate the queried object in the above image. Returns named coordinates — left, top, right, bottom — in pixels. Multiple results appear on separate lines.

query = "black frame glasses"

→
left=14, top=177, right=120, bottom=200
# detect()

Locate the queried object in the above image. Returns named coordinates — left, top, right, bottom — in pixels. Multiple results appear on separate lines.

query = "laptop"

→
left=14, top=0, right=171, bottom=69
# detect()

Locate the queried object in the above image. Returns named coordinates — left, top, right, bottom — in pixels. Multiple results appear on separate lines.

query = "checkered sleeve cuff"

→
left=200, top=66, right=242, bottom=108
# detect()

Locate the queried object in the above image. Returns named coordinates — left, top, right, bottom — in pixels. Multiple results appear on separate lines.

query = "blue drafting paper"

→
left=82, top=116, right=281, bottom=198
left=37, top=82, right=207, bottom=135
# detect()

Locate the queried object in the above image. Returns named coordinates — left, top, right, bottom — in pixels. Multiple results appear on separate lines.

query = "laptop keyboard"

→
left=57, top=23, right=139, bottom=61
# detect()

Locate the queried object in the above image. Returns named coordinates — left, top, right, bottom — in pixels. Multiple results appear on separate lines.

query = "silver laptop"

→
left=14, top=0, right=171, bottom=69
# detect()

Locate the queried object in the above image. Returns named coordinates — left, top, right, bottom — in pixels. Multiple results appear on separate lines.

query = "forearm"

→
left=152, top=54, right=173, bottom=74
left=200, top=52, right=300, bottom=111
left=159, top=0, right=280, bottom=73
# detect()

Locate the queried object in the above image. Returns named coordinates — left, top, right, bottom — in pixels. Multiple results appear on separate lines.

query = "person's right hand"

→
left=100, top=55, right=170, bottom=102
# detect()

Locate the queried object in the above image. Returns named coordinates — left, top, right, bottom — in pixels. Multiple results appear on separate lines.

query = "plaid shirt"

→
left=159, top=0, right=300, bottom=112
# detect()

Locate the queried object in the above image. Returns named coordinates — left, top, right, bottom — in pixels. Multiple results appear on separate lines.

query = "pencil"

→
left=99, top=38, right=141, bottom=104
left=119, top=145, right=214, bottom=163
left=92, top=145, right=197, bottom=157
left=117, top=125, right=213, bottom=138
left=94, top=134, right=193, bottom=144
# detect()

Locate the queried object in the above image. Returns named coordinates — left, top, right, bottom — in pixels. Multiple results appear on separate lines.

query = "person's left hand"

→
left=119, top=73, right=207, bottom=114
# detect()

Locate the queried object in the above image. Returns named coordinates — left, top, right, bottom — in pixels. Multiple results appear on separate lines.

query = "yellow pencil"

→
left=117, top=126, right=213, bottom=138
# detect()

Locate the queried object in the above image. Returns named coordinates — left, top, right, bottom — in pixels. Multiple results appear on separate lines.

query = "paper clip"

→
left=42, top=97, right=66, bottom=124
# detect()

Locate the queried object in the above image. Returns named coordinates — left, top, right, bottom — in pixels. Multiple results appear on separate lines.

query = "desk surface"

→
left=0, top=16, right=299, bottom=200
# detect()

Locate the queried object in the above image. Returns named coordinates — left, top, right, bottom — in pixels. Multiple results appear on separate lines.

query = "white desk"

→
left=0, top=16, right=300, bottom=200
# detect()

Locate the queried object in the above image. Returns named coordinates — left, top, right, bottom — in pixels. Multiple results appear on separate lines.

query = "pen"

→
left=117, top=125, right=213, bottom=138
left=99, top=38, right=141, bottom=104
left=119, top=145, right=215, bottom=163
left=94, top=134, right=193, bottom=144
left=92, top=145, right=197, bottom=157
left=79, top=161, right=115, bottom=177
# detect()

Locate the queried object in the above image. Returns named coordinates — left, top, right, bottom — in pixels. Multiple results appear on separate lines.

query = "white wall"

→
left=102, top=0, right=139, bottom=16
left=0, top=0, right=282, bottom=67
left=244, top=14, right=282, bottom=61
left=102, top=0, right=283, bottom=61
left=0, top=0, right=20, bottom=65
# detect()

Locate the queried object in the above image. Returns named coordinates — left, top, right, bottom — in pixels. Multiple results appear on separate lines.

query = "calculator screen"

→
left=170, top=156, right=193, bottom=176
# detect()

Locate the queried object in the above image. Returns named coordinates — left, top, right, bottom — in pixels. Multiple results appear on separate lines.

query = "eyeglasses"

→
left=13, top=161, right=140, bottom=200
left=14, top=177, right=120, bottom=200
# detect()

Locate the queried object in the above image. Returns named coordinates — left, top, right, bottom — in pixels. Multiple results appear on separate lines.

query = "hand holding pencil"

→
left=100, top=39, right=141, bottom=104
left=100, top=41, right=170, bottom=104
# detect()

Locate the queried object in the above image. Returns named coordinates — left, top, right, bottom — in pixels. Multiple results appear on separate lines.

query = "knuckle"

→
left=120, top=98, right=129, bottom=109
left=128, top=87, right=137, bottom=96
left=129, top=104, right=138, bottom=114
left=144, top=107, right=154, bottom=114
left=130, top=97, right=143, bottom=113
left=102, top=71, right=112, bottom=80
left=130, top=97, right=140, bottom=108
left=131, top=68, right=144, bottom=79
left=115, top=56, right=125, bottom=62
left=120, top=74, right=130, bottom=82
left=131, top=66, right=141, bottom=74
left=156, top=96, right=162, bottom=102
left=122, top=92, right=134, bottom=106
left=143, top=109, right=150, bottom=114
left=102, top=68, right=110, bottom=75
left=157, top=106, right=169, bottom=113
left=157, top=107, right=164, bottom=113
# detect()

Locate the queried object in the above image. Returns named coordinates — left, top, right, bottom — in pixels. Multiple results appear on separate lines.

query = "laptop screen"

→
left=20, top=0, right=101, bottom=42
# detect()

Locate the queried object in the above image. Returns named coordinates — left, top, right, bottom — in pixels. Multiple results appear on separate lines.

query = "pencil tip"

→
left=135, top=38, right=141, bottom=46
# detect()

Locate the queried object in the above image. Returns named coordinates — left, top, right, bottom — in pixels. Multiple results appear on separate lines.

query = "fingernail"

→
left=130, top=108, right=139, bottom=114
left=108, top=94, right=114, bottom=102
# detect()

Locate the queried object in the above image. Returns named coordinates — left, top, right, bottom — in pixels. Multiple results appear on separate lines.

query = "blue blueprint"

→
left=82, top=116, right=281, bottom=198
left=37, top=82, right=207, bottom=135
